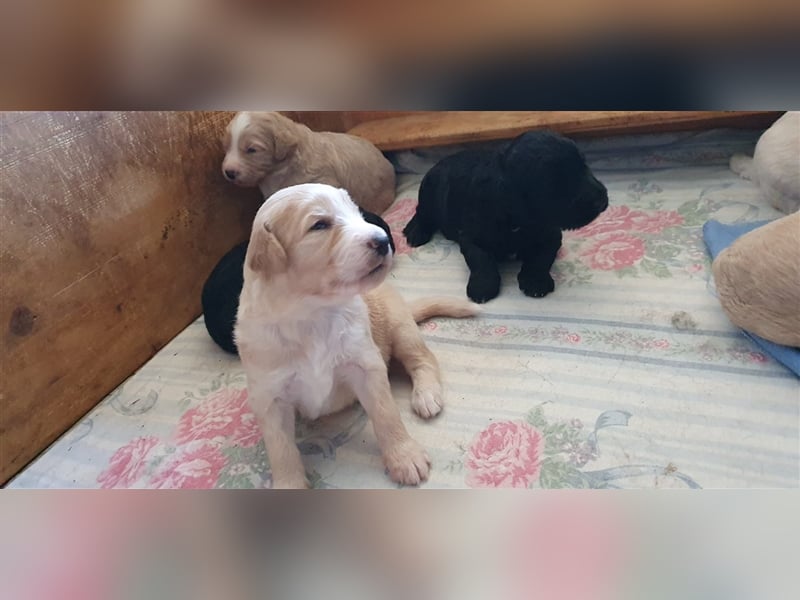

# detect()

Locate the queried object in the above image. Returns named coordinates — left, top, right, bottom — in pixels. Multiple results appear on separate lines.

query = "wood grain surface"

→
left=0, top=111, right=263, bottom=483
left=347, top=111, right=781, bottom=151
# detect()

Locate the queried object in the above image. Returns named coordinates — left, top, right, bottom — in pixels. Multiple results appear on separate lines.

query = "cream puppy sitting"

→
left=235, top=183, right=479, bottom=488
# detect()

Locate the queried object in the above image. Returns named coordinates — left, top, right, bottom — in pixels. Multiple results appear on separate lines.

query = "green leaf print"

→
left=558, top=260, right=594, bottom=286
left=542, top=422, right=576, bottom=453
left=217, top=468, right=257, bottom=489
left=538, top=457, right=584, bottom=489
left=615, top=266, right=639, bottom=278
left=526, top=406, right=548, bottom=430
left=676, top=200, right=708, bottom=227
left=646, top=242, right=681, bottom=261
left=640, top=259, right=672, bottom=279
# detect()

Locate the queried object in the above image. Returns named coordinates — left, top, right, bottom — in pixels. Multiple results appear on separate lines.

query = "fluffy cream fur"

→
left=713, top=212, right=800, bottom=347
left=235, top=184, right=479, bottom=488
left=222, top=112, right=396, bottom=215
left=730, top=111, right=800, bottom=215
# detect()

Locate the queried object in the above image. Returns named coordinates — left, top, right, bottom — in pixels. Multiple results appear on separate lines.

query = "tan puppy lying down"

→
left=222, top=111, right=396, bottom=215
left=235, top=183, right=479, bottom=488
left=712, top=212, right=800, bottom=347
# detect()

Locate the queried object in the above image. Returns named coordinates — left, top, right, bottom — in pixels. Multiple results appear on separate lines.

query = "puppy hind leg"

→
left=392, top=322, right=444, bottom=419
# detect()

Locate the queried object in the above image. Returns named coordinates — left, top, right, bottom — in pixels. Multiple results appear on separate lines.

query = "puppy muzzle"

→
left=369, top=234, right=391, bottom=257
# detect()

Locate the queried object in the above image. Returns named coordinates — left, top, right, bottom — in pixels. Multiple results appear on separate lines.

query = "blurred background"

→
left=1, top=0, right=799, bottom=109
left=2, top=492, right=799, bottom=600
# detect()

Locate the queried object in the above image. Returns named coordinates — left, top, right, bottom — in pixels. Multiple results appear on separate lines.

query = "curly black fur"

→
left=202, top=209, right=395, bottom=354
left=403, top=131, right=608, bottom=303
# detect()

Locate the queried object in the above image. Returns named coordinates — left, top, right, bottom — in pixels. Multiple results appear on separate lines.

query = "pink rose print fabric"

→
left=96, top=385, right=263, bottom=489
left=579, top=233, right=646, bottom=271
left=175, top=387, right=260, bottom=448
left=629, top=210, right=684, bottom=234
left=466, top=421, right=545, bottom=488
left=149, top=441, right=227, bottom=489
left=97, top=436, right=160, bottom=489
left=569, top=206, right=685, bottom=272
left=574, top=206, right=683, bottom=237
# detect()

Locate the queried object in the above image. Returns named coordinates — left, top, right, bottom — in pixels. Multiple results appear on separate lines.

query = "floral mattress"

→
left=10, top=129, right=799, bottom=489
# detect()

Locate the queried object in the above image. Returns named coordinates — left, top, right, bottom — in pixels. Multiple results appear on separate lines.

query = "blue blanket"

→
left=703, top=219, right=800, bottom=377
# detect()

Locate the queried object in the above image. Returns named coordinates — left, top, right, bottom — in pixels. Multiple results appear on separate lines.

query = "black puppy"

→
left=202, top=209, right=395, bottom=354
left=403, top=130, right=608, bottom=303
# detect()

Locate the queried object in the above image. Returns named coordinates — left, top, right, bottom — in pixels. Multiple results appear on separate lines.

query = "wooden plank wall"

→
left=0, top=111, right=263, bottom=483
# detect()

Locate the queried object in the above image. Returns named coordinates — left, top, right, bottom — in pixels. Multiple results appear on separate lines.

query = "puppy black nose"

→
left=224, top=169, right=238, bottom=181
left=369, top=235, right=391, bottom=256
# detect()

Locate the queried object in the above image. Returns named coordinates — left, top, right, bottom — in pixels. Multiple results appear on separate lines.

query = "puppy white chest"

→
left=285, top=346, right=341, bottom=420
left=273, top=303, right=371, bottom=420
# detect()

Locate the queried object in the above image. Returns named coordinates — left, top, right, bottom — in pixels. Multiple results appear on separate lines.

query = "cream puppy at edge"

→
left=730, top=111, right=800, bottom=215
left=235, top=183, right=479, bottom=489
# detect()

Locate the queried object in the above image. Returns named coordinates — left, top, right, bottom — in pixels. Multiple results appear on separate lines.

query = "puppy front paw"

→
left=270, top=475, right=309, bottom=489
left=403, top=217, right=434, bottom=247
left=518, top=272, right=555, bottom=298
left=467, top=273, right=501, bottom=303
left=412, top=384, right=443, bottom=419
left=384, top=438, right=431, bottom=486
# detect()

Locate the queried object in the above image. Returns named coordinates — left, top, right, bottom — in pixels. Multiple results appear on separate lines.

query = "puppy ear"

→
left=271, top=118, right=299, bottom=162
left=248, top=222, right=287, bottom=277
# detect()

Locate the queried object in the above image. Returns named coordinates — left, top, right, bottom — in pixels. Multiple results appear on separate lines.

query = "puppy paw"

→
left=403, top=218, right=434, bottom=247
left=467, top=273, right=501, bottom=303
left=384, top=438, right=431, bottom=486
left=270, top=475, right=309, bottom=490
left=518, top=273, right=555, bottom=298
left=412, top=385, right=443, bottom=419
left=730, top=153, right=754, bottom=179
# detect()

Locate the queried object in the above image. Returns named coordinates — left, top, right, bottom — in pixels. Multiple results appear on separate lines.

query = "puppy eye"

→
left=309, top=219, right=331, bottom=232
left=246, top=147, right=257, bottom=154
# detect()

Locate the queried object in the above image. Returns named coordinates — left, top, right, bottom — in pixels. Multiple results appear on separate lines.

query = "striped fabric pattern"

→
left=10, top=129, right=798, bottom=489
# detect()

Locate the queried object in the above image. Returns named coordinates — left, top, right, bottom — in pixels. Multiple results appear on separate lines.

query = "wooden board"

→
left=282, top=112, right=418, bottom=134
left=347, top=111, right=782, bottom=151
left=0, top=111, right=263, bottom=483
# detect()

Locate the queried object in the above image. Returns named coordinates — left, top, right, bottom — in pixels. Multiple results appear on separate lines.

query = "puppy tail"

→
left=730, top=153, right=755, bottom=181
left=409, top=297, right=481, bottom=323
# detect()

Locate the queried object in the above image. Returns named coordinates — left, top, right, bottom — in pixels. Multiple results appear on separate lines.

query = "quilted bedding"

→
left=10, top=128, right=798, bottom=489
